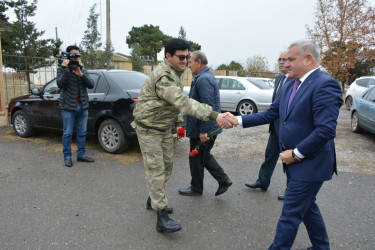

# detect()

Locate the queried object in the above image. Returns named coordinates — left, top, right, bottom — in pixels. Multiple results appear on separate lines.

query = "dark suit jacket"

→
left=242, top=69, right=343, bottom=182
left=269, top=74, right=293, bottom=132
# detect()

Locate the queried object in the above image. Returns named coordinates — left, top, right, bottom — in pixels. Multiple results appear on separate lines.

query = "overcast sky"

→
left=5, top=0, right=374, bottom=70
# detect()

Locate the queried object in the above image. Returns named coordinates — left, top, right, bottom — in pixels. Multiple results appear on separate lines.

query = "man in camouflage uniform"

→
left=132, top=38, right=231, bottom=233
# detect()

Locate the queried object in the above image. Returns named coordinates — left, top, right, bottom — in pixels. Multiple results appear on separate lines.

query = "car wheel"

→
left=346, top=96, right=353, bottom=110
left=12, top=110, right=34, bottom=137
left=98, top=119, right=129, bottom=154
left=351, top=111, right=362, bottom=133
left=237, top=100, right=257, bottom=115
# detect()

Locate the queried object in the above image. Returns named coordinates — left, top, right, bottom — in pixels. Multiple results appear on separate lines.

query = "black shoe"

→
left=178, top=187, right=202, bottom=196
left=77, top=155, right=95, bottom=162
left=146, top=197, right=173, bottom=214
left=278, top=194, right=285, bottom=200
left=215, top=179, right=233, bottom=196
left=245, top=181, right=267, bottom=191
left=156, top=209, right=181, bottom=233
left=64, top=158, right=73, bottom=167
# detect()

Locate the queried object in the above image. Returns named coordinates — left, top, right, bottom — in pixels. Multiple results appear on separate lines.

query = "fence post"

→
left=0, top=28, right=7, bottom=126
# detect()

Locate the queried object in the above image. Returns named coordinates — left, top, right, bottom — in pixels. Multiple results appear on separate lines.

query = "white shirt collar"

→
left=299, top=67, right=319, bottom=83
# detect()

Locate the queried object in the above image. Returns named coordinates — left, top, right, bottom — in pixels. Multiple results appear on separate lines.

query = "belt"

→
left=134, top=120, right=169, bottom=132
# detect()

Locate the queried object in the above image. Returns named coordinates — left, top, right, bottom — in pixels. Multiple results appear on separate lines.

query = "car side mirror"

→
left=30, top=88, right=41, bottom=95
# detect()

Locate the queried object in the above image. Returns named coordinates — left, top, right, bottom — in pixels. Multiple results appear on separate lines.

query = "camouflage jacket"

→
left=133, top=59, right=218, bottom=131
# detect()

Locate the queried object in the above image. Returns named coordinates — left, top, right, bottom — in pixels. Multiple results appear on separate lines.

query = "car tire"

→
left=346, top=96, right=353, bottom=110
left=351, top=111, right=362, bottom=133
left=98, top=119, right=129, bottom=154
left=12, top=110, right=34, bottom=137
left=237, top=100, right=257, bottom=115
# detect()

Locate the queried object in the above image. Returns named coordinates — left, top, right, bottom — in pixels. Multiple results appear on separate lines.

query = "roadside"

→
left=0, top=108, right=374, bottom=249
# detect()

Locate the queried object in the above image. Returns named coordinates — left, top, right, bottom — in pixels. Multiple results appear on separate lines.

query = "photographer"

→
left=57, top=45, right=95, bottom=167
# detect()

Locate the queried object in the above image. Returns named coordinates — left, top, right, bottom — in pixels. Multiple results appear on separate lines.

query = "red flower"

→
left=177, top=127, right=186, bottom=138
left=189, top=149, right=199, bottom=157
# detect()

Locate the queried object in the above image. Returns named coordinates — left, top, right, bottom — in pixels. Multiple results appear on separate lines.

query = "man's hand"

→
left=216, top=113, right=233, bottom=128
left=72, top=67, right=83, bottom=77
left=61, top=59, right=69, bottom=67
left=223, top=112, right=239, bottom=126
left=217, top=112, right=238, bottom=128
left=200, top=133, right=208, bottom=142
left=280, top=149, right=294, bottom=165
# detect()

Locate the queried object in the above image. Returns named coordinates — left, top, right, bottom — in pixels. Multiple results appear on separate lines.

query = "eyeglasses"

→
left=174, top=54, right=190, bottom=61
left=277, top=58, right=287, bottom=62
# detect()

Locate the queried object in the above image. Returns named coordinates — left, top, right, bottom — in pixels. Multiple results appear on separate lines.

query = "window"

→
left=88, top=73, right=100, bottom=93
left=364, top=88, right=375, bottom=102
left=95, top=76, right=109, bottom=94
left=356, top=78, right=370, bottom=87
left=367, top=78, right=375, bottom=88
left=218, top=78, right=246, bottom=90
left=43, top=79, right=60, bottom=94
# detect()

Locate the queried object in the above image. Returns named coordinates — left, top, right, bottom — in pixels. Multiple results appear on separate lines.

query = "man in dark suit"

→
left=224, top=40, right=343, bottom=249
left=178, top=51, right=232, bottom=197
left=245, top=51, right=293, bottom=200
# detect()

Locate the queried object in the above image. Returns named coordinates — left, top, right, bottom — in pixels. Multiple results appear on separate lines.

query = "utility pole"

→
left=106, top=0, right=111, bottom=48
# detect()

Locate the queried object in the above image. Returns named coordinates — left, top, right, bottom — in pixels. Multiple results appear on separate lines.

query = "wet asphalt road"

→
left=0, top=108, right=374, bottom=249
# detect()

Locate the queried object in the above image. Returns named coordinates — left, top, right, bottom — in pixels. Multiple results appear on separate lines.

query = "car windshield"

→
left=246, top=78, right=271, bottom=89
left=106, top=71, right=147, bottom=90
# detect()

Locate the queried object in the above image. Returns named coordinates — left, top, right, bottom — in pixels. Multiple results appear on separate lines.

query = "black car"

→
left=7, top=69, right=147, bottom=153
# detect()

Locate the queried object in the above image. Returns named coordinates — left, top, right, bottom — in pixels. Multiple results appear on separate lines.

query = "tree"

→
left=2, top=0, right=62, bottom=88
left=216, top=61, right=244, bottom=75
left=80, top=3, right=114, bottom=69
left=306, top=0, right=375, bottom=90
left=177, top=26, right=201, bottom=51
left=130, top=44, right=145, bottom=72
left=0, top=0, right=13, bottom=53
left=188, top=40, right=201, bottom=52
left=80, top=3, right=102, bottom=69
left=100, top=42, right=114, bottom=69
left=178, top=26, right=186, bottom=40
left=126, top=25, right=170, bottom=64
left=244, top=55, right=270, bottom=76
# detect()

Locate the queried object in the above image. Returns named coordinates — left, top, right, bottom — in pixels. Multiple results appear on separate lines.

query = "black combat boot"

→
left=156, top=209, right=181, bottom=233
left=146, top=197, right=173, bottom=214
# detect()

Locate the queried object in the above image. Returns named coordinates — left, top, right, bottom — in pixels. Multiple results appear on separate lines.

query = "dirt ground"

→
left=1, top=108, right=374, bottom=176
left=175, top=108, right=375, bottom=175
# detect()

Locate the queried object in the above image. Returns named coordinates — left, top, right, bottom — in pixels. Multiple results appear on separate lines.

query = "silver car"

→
left=345, top=76, right=375, bottom=110
left=215, top=76, right=273, bottom=115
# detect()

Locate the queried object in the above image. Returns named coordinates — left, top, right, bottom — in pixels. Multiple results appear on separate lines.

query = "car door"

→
left=359, top=88, right=375, bottom=132
left=87, top=72, right=107, bottom=134
left=32, top=79, right=62, bottom=129
left=217, top=78, right=246, bottom=111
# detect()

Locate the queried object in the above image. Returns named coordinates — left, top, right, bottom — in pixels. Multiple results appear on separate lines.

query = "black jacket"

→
left=56, top=66, right=94, bottom=111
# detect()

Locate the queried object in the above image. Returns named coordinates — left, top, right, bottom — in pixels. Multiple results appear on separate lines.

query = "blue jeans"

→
left=61, top=103, right=88, bottom=159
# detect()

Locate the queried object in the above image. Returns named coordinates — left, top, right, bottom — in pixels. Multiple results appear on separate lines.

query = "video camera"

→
left=58, top=52, right=82, bottom=70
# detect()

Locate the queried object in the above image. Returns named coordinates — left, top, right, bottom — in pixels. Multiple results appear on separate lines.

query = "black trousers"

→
left=189, top=136, right=229, bottom=193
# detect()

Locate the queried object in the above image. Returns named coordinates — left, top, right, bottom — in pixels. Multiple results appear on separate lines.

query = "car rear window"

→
left=246, top=78, right=271, bottom=89
left=106, top=71, right=147, bottom=90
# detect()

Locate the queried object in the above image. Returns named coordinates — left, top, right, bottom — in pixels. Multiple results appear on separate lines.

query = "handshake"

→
left=216, top=112, right=239, bottom=129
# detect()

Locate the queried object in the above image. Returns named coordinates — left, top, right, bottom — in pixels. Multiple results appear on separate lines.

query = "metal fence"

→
left=2, top=55, right=57, bottom=105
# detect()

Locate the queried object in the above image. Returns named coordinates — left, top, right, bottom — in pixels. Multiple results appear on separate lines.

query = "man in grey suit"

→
left=245, top=51, right=293, bottom=200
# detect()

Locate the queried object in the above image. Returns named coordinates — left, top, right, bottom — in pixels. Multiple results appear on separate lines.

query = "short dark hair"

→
left=164, top=38, right=190, bottom=57
left=66, top=45, right=80, bottom=53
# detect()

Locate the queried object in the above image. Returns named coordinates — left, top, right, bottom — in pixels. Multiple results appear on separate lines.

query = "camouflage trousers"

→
left=135, top=124, right=174, bottom=211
